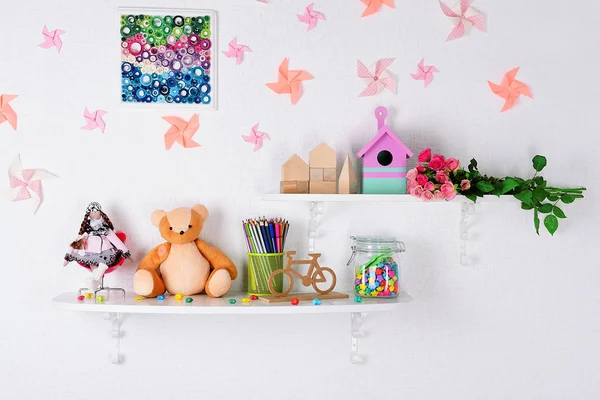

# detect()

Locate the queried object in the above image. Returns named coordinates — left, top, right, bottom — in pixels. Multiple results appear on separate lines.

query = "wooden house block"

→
left=310, top=168, right=324, bottom=182
left=323, top=168, right=336, bottom=182
left=338, top=155, right=358, bottom=194
left=281, top=154, right=309, bottom=194
left=309, top=142, right=336, bottom=169
left=310, top=181, right=336, bottom=194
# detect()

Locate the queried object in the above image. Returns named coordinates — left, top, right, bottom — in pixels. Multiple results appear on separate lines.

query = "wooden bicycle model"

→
left=268, top=251, right=337, bottom=297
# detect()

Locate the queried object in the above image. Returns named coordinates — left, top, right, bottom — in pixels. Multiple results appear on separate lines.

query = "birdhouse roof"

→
left=356, top=125, right=413, bottom=159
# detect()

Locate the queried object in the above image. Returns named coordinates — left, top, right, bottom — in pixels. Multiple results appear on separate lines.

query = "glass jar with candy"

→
left=347, top=236, right=405, bottom=299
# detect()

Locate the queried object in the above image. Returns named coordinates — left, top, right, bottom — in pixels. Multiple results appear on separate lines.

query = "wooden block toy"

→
left=281, top=154, right=309, bottom=194
left=356, top=107, right=413, bottom=194
left=338, top=155, right=358, bottom=194
left=310, top=181, right=336, bottom=194
left=323, top=168, right=336, bottom=182
left=309, top=142, right=337, bottom=193
left=310, top=168, right=324, bottom=182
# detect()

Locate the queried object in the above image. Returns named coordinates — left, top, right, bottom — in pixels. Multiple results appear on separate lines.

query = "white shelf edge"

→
left=262, top=193, right=514, bottom=203
left=52, top=291, right=412, bottom=315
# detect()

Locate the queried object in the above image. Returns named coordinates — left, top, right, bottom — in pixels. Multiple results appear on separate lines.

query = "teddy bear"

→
left=133, top=204, right=237, bottom=298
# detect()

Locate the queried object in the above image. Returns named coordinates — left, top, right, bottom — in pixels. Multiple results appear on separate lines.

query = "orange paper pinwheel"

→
left=0, top=94, right=18, bottom=131
left=361, top=0, right=395, bottom=17
left=488, top=67, right=532, bottom=112
left=162, top=114, right=201, bottom=150
left=266, top=58, right=313, bottom=105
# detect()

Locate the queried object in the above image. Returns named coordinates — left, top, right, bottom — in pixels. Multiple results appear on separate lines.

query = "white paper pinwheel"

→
left=8, top=155, right=56, bottom=214
left=357, top=58, right=397, bottom=97
left=439, top=0, right=486, bottom=42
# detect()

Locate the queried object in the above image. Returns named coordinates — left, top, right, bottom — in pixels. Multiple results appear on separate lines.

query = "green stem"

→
left=545, top=187, right=586, bottom=192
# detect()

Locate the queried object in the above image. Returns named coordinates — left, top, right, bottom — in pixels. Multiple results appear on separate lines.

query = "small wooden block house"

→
left=355, top=106, right=413, bottom=194
left=338, top=155, right=358, bottom=194
left=281, top=154, right=309, bottom=194
left=309, top=142, right=336, bottom=194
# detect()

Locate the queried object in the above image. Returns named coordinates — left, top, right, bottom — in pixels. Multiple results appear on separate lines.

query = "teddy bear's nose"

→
left=179, top=230, right=184, bottom=235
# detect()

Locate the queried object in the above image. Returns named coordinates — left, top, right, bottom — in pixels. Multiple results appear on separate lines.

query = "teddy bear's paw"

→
left=205, top=269, right=232, bottom=298
left=133, top=269, right=164, bottom=297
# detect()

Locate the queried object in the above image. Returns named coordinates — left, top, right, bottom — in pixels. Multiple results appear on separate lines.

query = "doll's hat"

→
left=86, top=202, right=102, bottom=213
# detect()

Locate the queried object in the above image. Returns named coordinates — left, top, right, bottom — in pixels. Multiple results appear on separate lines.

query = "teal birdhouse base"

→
left=362, top=178, right=407, bottom=194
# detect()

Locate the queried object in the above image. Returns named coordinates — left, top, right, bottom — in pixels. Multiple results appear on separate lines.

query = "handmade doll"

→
left=64, top=202, right=130, bottom=290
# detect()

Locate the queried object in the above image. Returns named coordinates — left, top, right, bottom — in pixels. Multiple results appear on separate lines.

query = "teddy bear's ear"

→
left=151, top=210, right=167, bottom=227
left=192, top=204, right=209, bottom=221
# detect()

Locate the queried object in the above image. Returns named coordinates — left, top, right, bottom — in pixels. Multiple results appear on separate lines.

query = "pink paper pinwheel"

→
left=410, top=59, right=439, bottom=88
left=256, top=0, right=269, bottom=3
left=222, top=37, right=251, bottom=65
left=162, top=114, right=201, bottom=150
left=242, top=123, right=270, bottom=152
left=439, top=0, right=486, bottom=42
left=8, top=155, right=56, bottom=214
left=81, top=108, right=107, bottom=133
left=360, top=0, right=395, bottom=17
left=39, top=25, right=66, bottom=53
left=488, top=67, right=532, bottom=112
left=266, top=58, right=313, bottom=105
left=357, top=58, right=396, bottom=97
left=0, top=94, right=18, bottom=131
left=297, top=3, right=325, bottom=31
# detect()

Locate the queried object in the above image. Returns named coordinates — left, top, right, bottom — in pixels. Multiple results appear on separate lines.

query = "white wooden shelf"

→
left=53, top=291, right=411, bottom=365
left=52, top=291, right=411, bottom=315
left=262, top=193, right=513, bottom=203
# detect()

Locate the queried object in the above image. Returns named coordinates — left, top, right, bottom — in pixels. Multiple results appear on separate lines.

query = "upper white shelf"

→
left=52, top=291, right=412, bottom=315
left=262, top=193, right=513, bottom=203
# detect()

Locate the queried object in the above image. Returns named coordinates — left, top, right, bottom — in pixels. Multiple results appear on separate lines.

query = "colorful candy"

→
left=175, top=293, right=184, bottom=300
left=134, top=296, right=144, bottom=301
left=185, top=297, right=193, bottom=303
left=77, top=295, right=85, bottom=301
left=120, top=13, right=213, bottom=105
left=157, top=295, right=165, bottom=300
left=228, top=299, right=236, bottom=304
left=250, top=295, right=258, bottom=300
left=96, top=296, right=106, bottom=303
left=312, top=298, right=321, bottom=305
left=85, top=293, right=93, bottom=299
left=354, top=256, right=399, bottom=298
left=354, top=296, right=362, bottom=303
left=291, top=298, right=299, bottom=305
left=242, top=298, right=250, bottom=303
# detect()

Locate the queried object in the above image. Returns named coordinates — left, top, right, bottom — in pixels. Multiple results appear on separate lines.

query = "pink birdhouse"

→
left=356, top=106, right=413, bottom=194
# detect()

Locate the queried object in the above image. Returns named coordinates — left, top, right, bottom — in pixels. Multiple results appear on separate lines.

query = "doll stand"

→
left=78, top=275, right=126, bottom=301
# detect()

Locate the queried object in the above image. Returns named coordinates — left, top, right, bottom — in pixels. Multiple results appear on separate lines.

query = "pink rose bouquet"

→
left=407, top=148, right=463, bottom=201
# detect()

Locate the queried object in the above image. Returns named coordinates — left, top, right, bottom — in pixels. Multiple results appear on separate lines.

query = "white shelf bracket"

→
left=460, top=202, right=476, bottom=265
left=351, top=312, right=366, bottom=364
left=105, top=312, right=123, bottom=365
left=308, top=201, right=324, bottom=253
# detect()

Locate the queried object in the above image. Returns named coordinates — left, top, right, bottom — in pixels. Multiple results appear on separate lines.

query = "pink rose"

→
left=432, top=154, right=446, bottom=163
left=407, top=179, right=417, bottom=192
left=416, top=165, right=426, bottom=173
left=441, top=182, right=457, bottom=200
left=410, top=186, right=423, bottom=197
left=416, top=174, right=428, bottom=186
left=434, top=190, right=445, bottom=200
left=406, top=168, right=418, bottom=181
left=460, top=179, right=471, bottom=191
left=421, top=191, right=434, bottom=202
left=435, top=171, right=448, bottom=184
left=428, top=155, right=445, bottom=171
left=446, top=158, right=460, bottom=171
left=418, top=148, right=431, bottom=163
left=424, top=181, right=435, bottom=191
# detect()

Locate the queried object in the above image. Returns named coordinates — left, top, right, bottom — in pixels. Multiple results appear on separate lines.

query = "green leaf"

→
left=547, top=195, right=559, bottom=201
left=464, top=193, right=478, bottom=203
left=532, top=155, right=547, bottom=172
left=561, top=194, right=575, bottom=204
left=533, top=176, right=547, bottom=188
left=491, top=181, right=504, bottom=196
left=476, top=181, right=495, bottom=193
left=514, top=190, right=533, bottom=206
left=521, top=202, right=533, bottom=210
left=502, top=178, right=520, bottom=194
left=534, top=208, right=540, bottom=235
left=533, top=187, right=547, bottom=202
left=538, top=203, right=553, bottom=213
left=553, top=206, right=566, bottom=218
left=544, top=214, right=559, bottom=235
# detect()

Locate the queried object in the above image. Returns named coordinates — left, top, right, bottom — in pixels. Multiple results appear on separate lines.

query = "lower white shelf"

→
left=52, top=291, right=412, bottom=315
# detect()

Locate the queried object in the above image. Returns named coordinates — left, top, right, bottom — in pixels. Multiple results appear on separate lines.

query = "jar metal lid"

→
left=350, top=236, right=405, bottom=252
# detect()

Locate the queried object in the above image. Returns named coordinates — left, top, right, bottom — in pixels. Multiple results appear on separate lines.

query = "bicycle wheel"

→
left=311, top=267, right=336, bottom=294
left=268, top=269, right=294, bottom=297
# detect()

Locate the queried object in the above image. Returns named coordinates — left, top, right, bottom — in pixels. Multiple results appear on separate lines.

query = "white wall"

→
left=1, top=0, right=599, bottom=399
